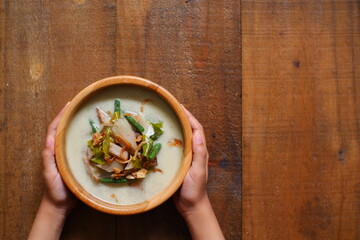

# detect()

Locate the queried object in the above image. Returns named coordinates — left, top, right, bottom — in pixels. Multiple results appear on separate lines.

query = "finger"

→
left=192, top=130, right=209, bottom=170
left=46, top=102, right=70, bottom=141
left=182, top=105, right=207, bottom=145
left=43, top=102, right=70, bottom=171
left=182, top=105, right=203, bottom=131
left=182, top=106, right=208, bottom=170
left=42, top=141, right=56, bottom=172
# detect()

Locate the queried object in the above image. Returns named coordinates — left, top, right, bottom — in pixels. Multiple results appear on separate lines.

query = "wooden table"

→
left=0, top=1, right=359, bottom=239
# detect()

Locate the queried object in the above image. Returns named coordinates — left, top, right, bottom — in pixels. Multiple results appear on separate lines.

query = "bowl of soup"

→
left=55, top=76, right=192, bottom=215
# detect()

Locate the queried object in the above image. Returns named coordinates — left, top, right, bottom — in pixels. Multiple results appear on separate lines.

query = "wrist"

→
left=28, top=195, right=67, bottom=240
left=181, top=194, right=211, bottom=220
left=41, top=194, right=69, bottom=219
left=181, top=195, right=225, bottom=240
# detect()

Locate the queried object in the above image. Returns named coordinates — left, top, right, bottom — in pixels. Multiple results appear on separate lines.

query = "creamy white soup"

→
left=66, top=86, right=184, bottom=205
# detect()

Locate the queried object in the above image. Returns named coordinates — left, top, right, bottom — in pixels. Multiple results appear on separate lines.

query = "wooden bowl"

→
left=55, top=76, right=192, bottom=215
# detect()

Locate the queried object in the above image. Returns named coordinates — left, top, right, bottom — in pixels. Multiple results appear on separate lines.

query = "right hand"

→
left=41, top=102, right=77, bottom=215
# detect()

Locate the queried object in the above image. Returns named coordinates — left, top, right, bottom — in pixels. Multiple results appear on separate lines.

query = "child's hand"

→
left=174, top=107, right=224, bottom=240
left=174, top=106, right=209, bottom=216
left=29, top=103, right=77, bottom=240
left=41, top=103, right=76, bottom=215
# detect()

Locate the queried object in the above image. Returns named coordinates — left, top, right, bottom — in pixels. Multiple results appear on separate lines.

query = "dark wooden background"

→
left=242, top=1, right=360, bottom=239
left=0, top=0, right=241, bottom=239
left=1, top=0, right=359, bottom=240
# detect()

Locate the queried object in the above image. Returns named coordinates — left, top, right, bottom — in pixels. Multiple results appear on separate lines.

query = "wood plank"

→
left=3, top=1, right=50, bottom=238
left=44, top=1, right=117, bottom=239
left=1, top=0, right=241, bottom=239
left=0, top=0, right=4, bottom=239
left=116, top=0, right=241, bottom=239
left=2, top=0, right=117, bottom=239
left=242, top=1, right=360, bottom=239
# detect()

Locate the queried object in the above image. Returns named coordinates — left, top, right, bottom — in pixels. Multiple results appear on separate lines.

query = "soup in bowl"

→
left=55, top=76, right=192, bottom=215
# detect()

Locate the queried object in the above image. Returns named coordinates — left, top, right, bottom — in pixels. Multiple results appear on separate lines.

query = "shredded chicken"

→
left=83, top=149, right=101, bottom=181
left=109, top=142, right=129, bottom=160
left=96, top=107, right=112, bottom=125
left=96, top=160, right=124, bottom=173
left=84, top=100, right=165, bottom=183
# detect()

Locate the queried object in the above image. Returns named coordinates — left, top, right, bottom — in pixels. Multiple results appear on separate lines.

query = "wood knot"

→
left=30, top=63, right=43, bottom=80
left=338, top=148, right=346, bottom=162
left=219, top=158, right=229, bottom=169
left=74, top=0, right=86, bottom=5
left=293, top=60, right=301, bottom=68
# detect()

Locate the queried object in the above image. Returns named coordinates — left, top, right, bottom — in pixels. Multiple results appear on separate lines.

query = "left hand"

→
left=174, top=107, right=209, bottom=217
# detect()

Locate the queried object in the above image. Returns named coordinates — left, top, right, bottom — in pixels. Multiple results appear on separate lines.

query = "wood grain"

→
left=0, top=0, right=241, bottom=239
left=43, top=1, right=118, bottom=239
left=242, top=1, right=360, bottom=239
left=2, top=1, right=51, bottom=239
left=116, top=1, right=241, bottom=239
left=2, top=0, right=117, bottom=239
left=0, top=0, right=4, bottom=239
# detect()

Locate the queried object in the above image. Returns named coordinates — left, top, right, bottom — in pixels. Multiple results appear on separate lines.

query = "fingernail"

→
left=194, top=132, right=203, bottom=145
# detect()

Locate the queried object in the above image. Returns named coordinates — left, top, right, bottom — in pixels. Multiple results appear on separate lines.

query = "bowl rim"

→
left=55, top=75, right=192, bottom=215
